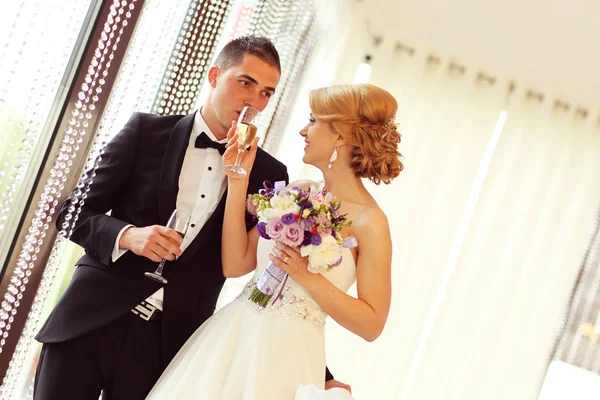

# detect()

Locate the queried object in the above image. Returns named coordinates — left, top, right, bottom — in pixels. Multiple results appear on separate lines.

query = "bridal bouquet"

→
left=246, top=181, right=356, bottom=307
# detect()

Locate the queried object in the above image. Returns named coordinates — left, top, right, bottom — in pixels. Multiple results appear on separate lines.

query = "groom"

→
left=33, top=36, right=348, bottom=399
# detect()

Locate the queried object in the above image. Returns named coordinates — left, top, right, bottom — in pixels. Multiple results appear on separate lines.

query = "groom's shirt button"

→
left=208, top=166, right=212, bottom=171
left=191, top=223, right=196, bottom=228
left=201, top=194, right=206, bottom=198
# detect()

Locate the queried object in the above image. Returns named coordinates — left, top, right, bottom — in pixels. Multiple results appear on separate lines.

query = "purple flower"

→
left=298, top=200, right=313, bottom=212
left=281, top=213, right=297, bottom=225
left=282, top=223, right=304, bottom=247
left=301, top=231, right=312, bottom=247
left=256, top=222, right=271, bottom=240
left=266, top=218, right=285, bottom=240
left=300, top=217, right=316, bottom=231
left=292, top=187, right=308, bottom=197
left=310, top=234, right=322, bottom=246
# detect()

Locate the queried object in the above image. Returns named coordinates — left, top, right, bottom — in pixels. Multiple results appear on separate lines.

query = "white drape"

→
left=266, top=15, right=600, bottom=399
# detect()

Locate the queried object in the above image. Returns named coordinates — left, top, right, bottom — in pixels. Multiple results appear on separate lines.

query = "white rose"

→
left=270, top=194, right=301, bottom=214
left=259, top=207, right=286, bottom=222
left=301, top=234, right=343, bottom=274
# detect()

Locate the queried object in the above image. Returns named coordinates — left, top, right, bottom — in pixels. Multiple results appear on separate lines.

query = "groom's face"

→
left=208, top=54, right=280, bottom=135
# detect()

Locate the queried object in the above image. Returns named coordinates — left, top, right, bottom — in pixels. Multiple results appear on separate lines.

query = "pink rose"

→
left=282, top=223, right=304, bottom=247
left=266, top=218, right=285, bottom=240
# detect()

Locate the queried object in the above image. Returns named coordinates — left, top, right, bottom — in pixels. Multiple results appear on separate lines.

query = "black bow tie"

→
left=195, top=132, right=226, bottom=155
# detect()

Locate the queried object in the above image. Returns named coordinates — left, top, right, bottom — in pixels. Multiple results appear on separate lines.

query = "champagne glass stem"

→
left=234, top=149, right=243, bottom=167
left=155, top=259, right=166, bottom=275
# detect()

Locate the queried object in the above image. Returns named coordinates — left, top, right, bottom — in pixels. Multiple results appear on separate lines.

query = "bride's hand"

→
left=269, top=242, right=311, bottom=280
left=222, top=120, right=260, bottom=178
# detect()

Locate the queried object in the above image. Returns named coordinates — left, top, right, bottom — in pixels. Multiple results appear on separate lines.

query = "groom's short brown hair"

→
left=214, top=36, right=281, bottom=73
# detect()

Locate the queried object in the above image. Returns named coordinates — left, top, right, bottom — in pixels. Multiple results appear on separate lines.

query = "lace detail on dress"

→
left=238, top=279, right=328, bottom=329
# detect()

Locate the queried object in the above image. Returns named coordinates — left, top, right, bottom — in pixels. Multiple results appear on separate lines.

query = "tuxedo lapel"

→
left=157, top=112, right=196, bottom=226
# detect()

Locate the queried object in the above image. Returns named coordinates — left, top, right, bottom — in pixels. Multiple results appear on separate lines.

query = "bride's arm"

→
left=220, top=122, right=260, bottom=278
left=221, top=178, right=260, bottom=278
left=271, top=208, right=392, bottom=342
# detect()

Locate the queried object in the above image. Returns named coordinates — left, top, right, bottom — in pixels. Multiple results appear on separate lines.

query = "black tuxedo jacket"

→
left=36, top=112, right=289, bottom=366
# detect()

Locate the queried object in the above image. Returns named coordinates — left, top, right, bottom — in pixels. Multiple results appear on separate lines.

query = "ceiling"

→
left=355, top=0, right=600, bottom=110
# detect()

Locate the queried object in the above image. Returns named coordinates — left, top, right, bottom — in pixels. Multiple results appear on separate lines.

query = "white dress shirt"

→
left=112, top=109, right=228, bottom=310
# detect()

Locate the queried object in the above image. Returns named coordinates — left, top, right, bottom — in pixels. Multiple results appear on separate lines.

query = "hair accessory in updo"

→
left=384, top=115, right=396, bottom=128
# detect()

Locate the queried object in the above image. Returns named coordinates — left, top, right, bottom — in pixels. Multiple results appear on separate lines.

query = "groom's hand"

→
left=119, top=226, right=183, bottom=262
left=325, top=379, right=352, bottom=393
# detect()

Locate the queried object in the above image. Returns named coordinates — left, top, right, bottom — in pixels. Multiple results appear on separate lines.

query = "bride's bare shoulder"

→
left=288, top=179, right=320, bottom=191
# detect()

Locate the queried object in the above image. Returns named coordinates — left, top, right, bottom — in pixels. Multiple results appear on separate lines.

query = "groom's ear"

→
left=208, top=66, right=221, bottom=88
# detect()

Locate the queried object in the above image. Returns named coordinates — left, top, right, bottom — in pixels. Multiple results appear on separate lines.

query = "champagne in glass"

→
left=145, top=210, right=190, bottom=284
left=223, top=106, right=260, bottom=178
left=236, top=121, right=258, bottom=151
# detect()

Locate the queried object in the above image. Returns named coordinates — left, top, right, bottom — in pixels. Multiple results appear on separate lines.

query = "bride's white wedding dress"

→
left=146, top=238, right=357, bottom=400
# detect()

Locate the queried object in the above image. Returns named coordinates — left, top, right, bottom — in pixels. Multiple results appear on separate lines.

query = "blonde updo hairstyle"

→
left=309, top=84, right=403, bottom=185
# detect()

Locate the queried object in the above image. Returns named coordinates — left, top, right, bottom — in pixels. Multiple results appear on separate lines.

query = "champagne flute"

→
left=223, top=106, right=260, bottom=178
left=145, top=210, right=190, bottom=284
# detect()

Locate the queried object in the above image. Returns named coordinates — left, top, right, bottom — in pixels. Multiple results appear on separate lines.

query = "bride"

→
left=145, top=83, right=403, bottom=399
